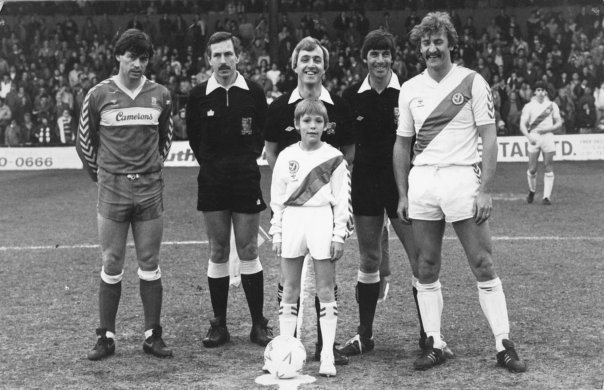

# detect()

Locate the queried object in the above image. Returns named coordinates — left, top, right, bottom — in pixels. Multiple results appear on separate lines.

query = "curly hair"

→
left=409, top=11, right=458, bottom=51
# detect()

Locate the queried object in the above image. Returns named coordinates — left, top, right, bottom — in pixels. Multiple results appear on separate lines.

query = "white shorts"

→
left=281, top=205, right=333, bottom=260
left=408, top=165, right=480, bottom=223
left=527, top=132, right=555, bottom=154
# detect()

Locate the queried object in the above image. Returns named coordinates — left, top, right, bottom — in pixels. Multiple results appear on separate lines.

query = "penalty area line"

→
left=1, top=235, right=603, bottom=252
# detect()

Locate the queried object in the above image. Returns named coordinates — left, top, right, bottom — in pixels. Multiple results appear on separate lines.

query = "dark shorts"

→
left=197, top=164, right=266, bottom=214
left=351, top=165, right=399, bottom=218
left=97, top=168, right=164, bottom=222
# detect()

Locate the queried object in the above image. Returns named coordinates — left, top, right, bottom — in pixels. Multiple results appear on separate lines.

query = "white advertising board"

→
left=2, top=134, right=604, bottom=171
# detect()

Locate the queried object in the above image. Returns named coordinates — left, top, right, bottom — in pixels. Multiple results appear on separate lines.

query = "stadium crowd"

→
left=1, top=0, right=603, bottom=146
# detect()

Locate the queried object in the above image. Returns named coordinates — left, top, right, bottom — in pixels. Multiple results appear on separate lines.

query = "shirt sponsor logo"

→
left=116, top=111, right=154, bottom=121
left=285, top=126, right=295, bottom=132
left=241, top=117, right=252, bottom=135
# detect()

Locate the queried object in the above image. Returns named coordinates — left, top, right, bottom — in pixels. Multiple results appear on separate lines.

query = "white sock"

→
left=416, top=280, right=444, bottom=349
left=240, top=257, right=263, bottom=274
left=357, top=270, right=380, bottom=284
left=207, top=260, right=229, bottom=278
left=319, top=301, right=337, bottom=361
left=477, top=277, right=510, bottom=352
left=543, top=172, right=554, bottom=199
left=526, top=170, right=537, bottom=192
left=279, top=303, right=298, bottom=338
left=144, top=329, right=153, bottom=339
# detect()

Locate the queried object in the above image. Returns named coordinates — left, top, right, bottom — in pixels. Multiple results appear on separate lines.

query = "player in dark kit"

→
left=186, top=31, right=273, bottom=348
left=77, top=29, right=174, bottom=360
left=264, top=36, right=355, bottom=366
left=339, top=29, right=453, bottom=358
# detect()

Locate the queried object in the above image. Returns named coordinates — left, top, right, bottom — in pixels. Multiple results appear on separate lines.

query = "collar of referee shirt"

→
left=206, top=71, right=249, bottom=94
left=288, top=85, right=334, bottom=105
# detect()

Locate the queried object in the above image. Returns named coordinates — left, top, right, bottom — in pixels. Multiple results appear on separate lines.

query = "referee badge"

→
left=241, top=117, right=252, bottom=135
left=393, top=107, right=399, bottom=126
left=451, top=92, right=465, bottom=105
left=326, top=122, right=336, bottom=135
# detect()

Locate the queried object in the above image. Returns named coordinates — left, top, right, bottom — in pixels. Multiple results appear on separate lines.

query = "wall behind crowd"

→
left=1, top=2, right=604, bottom=147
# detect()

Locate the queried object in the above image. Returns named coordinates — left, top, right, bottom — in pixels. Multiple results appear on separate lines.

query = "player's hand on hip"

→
left=473, top=191, right=492, bottom=225
left=397, top=196, right=411, bottom=224
left=272, top=242, right=281, bottom=257
left=528, top=133, right=537, bottom=145
left=330, top=241, right=344, bottom=262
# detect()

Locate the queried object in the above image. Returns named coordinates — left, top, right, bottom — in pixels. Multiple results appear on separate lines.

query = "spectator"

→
left=0, top=74, right=11, bottom=99
left=576, top=85, right=596, bottom=133
left=172, top=108, right=187, bottom=141
left=593, top=81, right=604, bottom=124
left=21, top=112, right=37, bottom=144
left=266, top=63, right=281, bottom=85
left=555, top=86, right=576, bottom=133
left=0, top=98, right=12, bottom=143
left=501, top=91, right=523, bottom=135
left=56, top=108, right=75, bottom=145
left=4, top=119, right=23, bottom=146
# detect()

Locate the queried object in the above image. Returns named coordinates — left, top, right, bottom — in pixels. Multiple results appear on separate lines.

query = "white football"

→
left=263, top=335, right=306, bottom=379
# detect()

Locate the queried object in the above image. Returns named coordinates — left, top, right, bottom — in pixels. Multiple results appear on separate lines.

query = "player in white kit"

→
left=393, top=12, right=527, bottom=373
left=519, top=81, right=562, bottom=205
left=269, top=98, right=352, bottom=377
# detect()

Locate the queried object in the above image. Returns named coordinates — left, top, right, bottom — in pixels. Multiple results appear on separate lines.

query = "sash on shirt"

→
left=284, top=155, right=344, bottom=206
left=528, top=103, right=553, bottom=132
left=414, top=72, right=476, bottom=160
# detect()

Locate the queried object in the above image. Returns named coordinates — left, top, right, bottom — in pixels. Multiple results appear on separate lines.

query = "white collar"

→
left=358, top=72, right=400, bottom=93
left=206, top=72, right=249, bottom=94
left=288, top=85, right=334, bottom=105
left=111, top=75, right=146, bottom=100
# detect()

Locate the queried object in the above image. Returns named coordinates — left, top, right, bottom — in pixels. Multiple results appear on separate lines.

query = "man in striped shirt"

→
left=77, top=29, right=174, bottom=361
left=393, top=12, right=526, bottom=373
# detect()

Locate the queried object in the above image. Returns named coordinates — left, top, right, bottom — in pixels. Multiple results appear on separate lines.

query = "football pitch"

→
left=1, top=161, right=603, bottom=389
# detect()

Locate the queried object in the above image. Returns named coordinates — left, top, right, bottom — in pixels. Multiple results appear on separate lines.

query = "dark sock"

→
left=99, top=280, right=121, bottom=333
left=140, top=278, right=163, bottom=331
left=208, top=276, right=229, bottom=320
left=277, top=283, right=283, bottom=305
left=357, top=281, right=380, bottom=339
left=315, top=295, right=322, bottom=345
left=241, top=271, right=264, bottom=324
left=413, top=286, right=426, bottom=339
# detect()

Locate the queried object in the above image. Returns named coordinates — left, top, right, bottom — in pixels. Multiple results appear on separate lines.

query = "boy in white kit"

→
left=269, top=98, right=352, bottom=377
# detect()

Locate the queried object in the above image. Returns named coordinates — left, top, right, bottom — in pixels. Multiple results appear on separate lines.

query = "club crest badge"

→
left=207, top=109, right=214, bottom=117
left=241, top=117, right=252, bottom=135
left=288, top=160, right=299, bottom=181
left=326, top=122, right=336, bottom=135
left=393, top=107, right=399, bottom=126
left=451, top=92, right=465, bottom=105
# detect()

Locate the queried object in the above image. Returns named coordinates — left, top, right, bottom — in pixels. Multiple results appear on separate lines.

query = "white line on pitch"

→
left=1, top=235, right=602, bottom=252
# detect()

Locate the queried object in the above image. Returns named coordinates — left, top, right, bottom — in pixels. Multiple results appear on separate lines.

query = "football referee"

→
left=186, top=31, right=273, bottom=348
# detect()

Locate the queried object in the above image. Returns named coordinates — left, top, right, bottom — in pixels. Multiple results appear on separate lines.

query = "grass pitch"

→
left=0, top=162, right=603, bottom=389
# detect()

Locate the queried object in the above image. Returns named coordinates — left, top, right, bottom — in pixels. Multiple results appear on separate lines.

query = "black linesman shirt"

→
left=186, top=73, right=267, bottom=179
left=264, top=86, right=355, bottom=155
left=342, top=73, right=402, bottom=169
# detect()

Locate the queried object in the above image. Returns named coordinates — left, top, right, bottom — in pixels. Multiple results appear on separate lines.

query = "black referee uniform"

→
left=186, top=74, right=268, bottom=213
left=264, top=88, right=355, bottom=155
left=343, top=74, right=405, bottom=218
